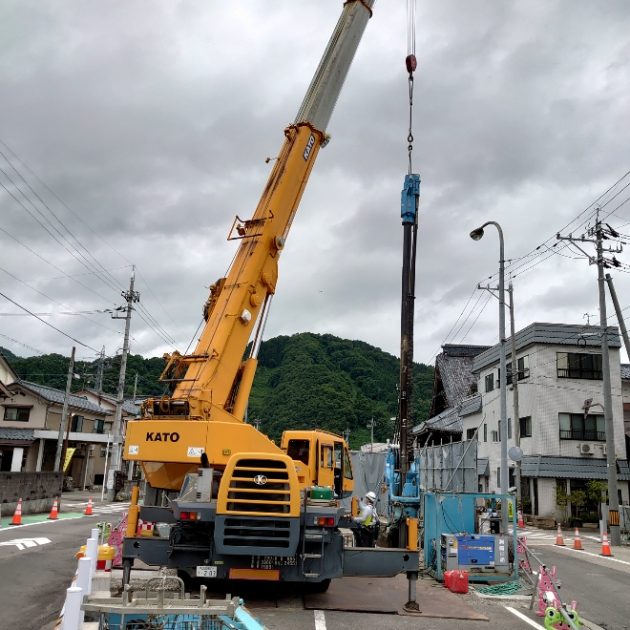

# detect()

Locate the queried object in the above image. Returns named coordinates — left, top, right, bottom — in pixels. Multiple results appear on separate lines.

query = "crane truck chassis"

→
left=121, top=0, right=421, bottom=606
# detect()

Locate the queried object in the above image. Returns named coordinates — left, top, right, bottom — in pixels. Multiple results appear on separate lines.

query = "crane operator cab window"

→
left=333, top=442, right=344, bottom=498
left=287, top=438, right=310, bottom=465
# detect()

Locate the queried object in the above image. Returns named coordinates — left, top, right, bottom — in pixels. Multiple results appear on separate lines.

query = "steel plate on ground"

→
left=304, top=575, right=489, bottom=620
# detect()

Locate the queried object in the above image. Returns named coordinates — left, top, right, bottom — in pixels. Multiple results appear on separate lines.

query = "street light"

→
left=470, top=220, right=509, bottom=535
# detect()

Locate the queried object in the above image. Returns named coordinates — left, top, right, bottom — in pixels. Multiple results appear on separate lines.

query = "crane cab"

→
left=281, top=430, right=354, bottom=498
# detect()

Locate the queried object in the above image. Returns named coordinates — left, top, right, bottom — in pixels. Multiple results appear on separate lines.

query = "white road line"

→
left=505, top=605, right=545, bottom=628
left=0, top=537, right=51, bottom=550
left=553, top=545, right=630, bottom=566
left=0, top=515, right=85, bottom=529
left=314, top=609, right=327, bottom=630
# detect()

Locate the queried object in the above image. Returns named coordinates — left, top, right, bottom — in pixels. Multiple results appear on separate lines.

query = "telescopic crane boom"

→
left=125, top=1, right=375, bottom=491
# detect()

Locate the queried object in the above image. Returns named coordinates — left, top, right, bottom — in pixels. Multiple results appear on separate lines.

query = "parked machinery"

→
left=122, top=1, right=419, bottom=598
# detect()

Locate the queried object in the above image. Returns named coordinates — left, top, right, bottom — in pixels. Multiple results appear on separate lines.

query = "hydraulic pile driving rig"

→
left=122, top=0, right=420, bottom=602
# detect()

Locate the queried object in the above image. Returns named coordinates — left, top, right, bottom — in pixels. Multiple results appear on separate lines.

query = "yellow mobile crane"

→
left=123, top=1, right=419, bottom=597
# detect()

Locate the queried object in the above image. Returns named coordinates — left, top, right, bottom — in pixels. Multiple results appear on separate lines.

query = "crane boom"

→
left=125, top=1, right=375, bottom=489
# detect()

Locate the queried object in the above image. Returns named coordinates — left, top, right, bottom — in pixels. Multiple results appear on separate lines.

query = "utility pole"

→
left=605, top=273, right=630, bottom=361
left=557, top=211, right=622, bottom=545
left=367, top=417, right=376, bottom=452
left=95, top=346, right=105, bottom=393
left=106, top=268, right=140, bottom=501
left=508, top=282, right=521, bottom=512
left=54, top=346, right=75, bottom=473
left=132, top=373, right=139, bottom=403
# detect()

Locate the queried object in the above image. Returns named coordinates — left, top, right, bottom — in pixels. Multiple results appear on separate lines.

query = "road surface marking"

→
left=505, top=605, right=544, bottom=628
left=1, top=515, right=85, bottom=529
left=0, top=537, right=51, bottom=551
left=314, top=609, right=327, bottom=630
left=553, top=545, right=630, bottom=566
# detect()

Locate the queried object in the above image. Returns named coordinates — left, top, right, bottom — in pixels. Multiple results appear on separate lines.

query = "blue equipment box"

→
left=457, top=534, right=495, bottom=566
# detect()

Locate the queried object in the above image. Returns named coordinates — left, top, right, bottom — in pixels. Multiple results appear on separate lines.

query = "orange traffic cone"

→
left=573, top=527, right=583, bottom=550
left=11, top=498, right=23, bottom=525
left=518, top=510, right=525, bottom=528
left=601, top=532, right=613, bottom=557
left=48, top=497, right=59, bottom=520
left=84, top=498, right=93, bottom=516
left=555, top=523, right=565, bottom=546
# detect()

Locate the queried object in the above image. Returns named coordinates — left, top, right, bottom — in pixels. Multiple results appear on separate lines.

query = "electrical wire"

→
left=0, top=289, right=99, bottom=352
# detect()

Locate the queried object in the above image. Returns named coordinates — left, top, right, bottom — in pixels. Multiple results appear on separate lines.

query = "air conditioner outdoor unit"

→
left=580, top=443, right=593, bottom=455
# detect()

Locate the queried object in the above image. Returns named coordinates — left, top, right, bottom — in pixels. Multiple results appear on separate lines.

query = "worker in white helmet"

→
left=353, top=491, right=379, bottom=547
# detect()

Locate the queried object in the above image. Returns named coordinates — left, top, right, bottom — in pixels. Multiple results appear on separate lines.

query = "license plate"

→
left=196, top=565, right=218, bottom=578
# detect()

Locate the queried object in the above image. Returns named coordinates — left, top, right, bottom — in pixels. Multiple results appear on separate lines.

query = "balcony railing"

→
left=559, top=430, right=606, bottom=441
left=557, top=368, right=602, bottom=380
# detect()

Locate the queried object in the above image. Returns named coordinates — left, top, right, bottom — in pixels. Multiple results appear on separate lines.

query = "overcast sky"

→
left=1, top=1, right=629, bottom=372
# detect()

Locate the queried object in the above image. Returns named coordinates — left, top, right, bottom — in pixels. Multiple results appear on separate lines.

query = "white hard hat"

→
left=365, top=491, right=376, bottom=503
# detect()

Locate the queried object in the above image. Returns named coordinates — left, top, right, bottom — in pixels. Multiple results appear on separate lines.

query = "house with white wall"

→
left=1, top=379, right=112, bottom=487
left=462, top=322, right=629, bottom=522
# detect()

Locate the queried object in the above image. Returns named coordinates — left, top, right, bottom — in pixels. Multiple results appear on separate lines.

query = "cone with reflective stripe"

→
left=572, top=527, right=583, bottom=550
left=84, top=497, right=93, bottom=516
left=48, top=497, right=59, bottom=520
left=601, top=531, right=613, bottom=557
left=554, top=523, right=565, bottom=546
left=11, top=498, right=23, bottom=525
left=518, top=509, right=525, bottom=528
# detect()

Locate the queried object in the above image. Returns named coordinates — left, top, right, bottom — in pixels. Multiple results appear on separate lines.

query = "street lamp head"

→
left=470, top=227, right=485, bottom=241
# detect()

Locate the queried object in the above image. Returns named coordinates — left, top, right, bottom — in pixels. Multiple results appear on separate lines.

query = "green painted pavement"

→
left=0, top=511, right=84, bottom=529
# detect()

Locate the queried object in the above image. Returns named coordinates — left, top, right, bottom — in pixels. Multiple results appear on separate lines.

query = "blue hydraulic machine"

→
left=423, top=491, right=518, bottom=584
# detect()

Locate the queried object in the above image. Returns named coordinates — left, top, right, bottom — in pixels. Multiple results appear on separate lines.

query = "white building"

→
left=463, top=322, right=629, bottom=522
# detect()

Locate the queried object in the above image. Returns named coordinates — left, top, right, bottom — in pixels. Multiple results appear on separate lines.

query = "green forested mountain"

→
left=248, top=333, right=433, bottom=445
left=1, top=333, right=433, bottom=447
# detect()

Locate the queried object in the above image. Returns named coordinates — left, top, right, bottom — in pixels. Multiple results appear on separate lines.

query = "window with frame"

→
left=3, top=406, right=31, bottom=422
left=491, top=430, right=499, bottom=442
left=557, top=352, right=602, bottom=380
left=94, top=419, right=105, bottom=434
left=343, top=448, right=353, bottom=480
left=558, top=413, right=605, bottom=441
left=508, top=418, right=512, bottom=439
left=519, top=416, right=532, bottom=438
left=484, top=373, right=494, bottom=393
left=483, top=424, right=487, bottom=442
left=507, top=355, right=530, bottom=383
left=466, top=428, right=476, bottom=440
left=71, top=414, right=84, bottom=432
left=320, top=445, right=333, bottom=469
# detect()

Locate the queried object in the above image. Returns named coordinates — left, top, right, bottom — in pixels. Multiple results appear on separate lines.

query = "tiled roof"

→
left=412, top=407, right=462, bottom=436
left=474, top=323, right=621, bottom=372
left=459, top=393, right=482, bottom=416
left=413, top=394, right=483, bottom=437
left=0, top=427, right=34, bottom=441
left=477, top=457, right=489, bottom=477
left=436, top=345, right=489, bottom=406
left=81, top=389, right=141, bottom=416
left=13, top=381, right=110, bottom=415
left=621, top=364, right=630, bottom=380
left=521, top=455, right=630, bottom=481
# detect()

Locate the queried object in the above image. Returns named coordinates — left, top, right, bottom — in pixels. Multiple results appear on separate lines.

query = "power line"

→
left=0, top=289, right=99, bottom=352
left=0, top=141, right=128, bottom=293
left=0, top=264, right=122, bottom=334
left=0, top=165, right=120, bottom=296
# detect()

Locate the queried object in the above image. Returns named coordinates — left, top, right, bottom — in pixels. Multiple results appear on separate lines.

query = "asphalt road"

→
left=526, top=542, right=630, bottom=630
left=0, top=513, right=99, bottom=629
left=0, top=508, right=537, bottom=630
